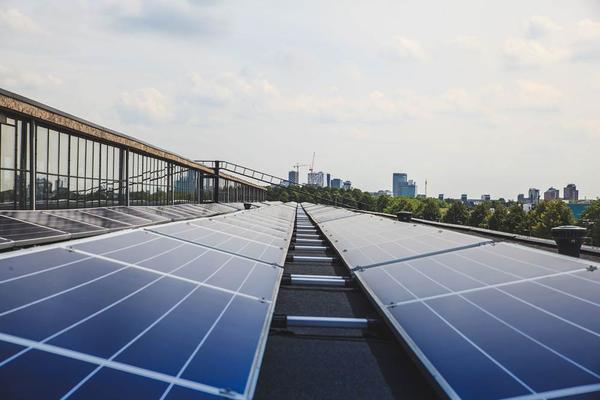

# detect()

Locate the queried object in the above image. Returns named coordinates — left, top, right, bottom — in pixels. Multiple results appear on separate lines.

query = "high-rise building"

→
left=288, top=170, right=298, bottom=185
left=438, top=194, right=444, bottom=201
left=307, top=171, right=325, bottom=187
left=326, top=173, right=331, bottom=188
left=528, top=188, right=540, bottom=205
left=544, top=187, right=560, bottom=201
left=461, top=194, right=468, bottom=203
left=481, top=194, right=491, bottom=201
left=517, top=193, right=525, bottom=203
left=331, top=178, right=343, bottom=189
left=392, top=173, right=417, bottom=197
left=564, top=183, right=579, bottom=202
left=343, top=180, right=352, bottom=190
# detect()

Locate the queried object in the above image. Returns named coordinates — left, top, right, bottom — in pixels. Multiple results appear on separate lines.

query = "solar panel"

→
left=0, top=204, right=292, bottom=399
left=303, top=205, right=600, bottom=400
left=0, top=215, right=70, bottom=246
left=318, top=214, right=490, bottom=268
left=108, top=206, right=171, bottom=223
left=1, top=211, right=108, bottom=238
left=82, top=208, right=153, bottom=227
left=46, top=210, right=130, bottom=230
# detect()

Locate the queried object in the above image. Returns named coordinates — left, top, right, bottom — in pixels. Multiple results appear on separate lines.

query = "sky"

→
left=1, top=0, right=599, bottom=200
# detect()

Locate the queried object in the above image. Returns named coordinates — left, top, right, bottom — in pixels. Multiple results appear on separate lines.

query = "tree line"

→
left=266, top=185, right=600, bottom=245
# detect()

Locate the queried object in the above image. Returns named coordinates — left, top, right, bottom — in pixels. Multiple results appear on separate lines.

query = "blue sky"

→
left=1, top=0, right=599, bottom=199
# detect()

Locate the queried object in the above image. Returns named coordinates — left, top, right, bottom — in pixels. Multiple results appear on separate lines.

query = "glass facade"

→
left=0, top=108, right=265, bottom=210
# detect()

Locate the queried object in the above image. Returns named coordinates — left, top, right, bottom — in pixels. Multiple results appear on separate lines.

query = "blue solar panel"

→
left=303, top=204, right=600, bottom=400
left=0, top=204, right=294, bottom=399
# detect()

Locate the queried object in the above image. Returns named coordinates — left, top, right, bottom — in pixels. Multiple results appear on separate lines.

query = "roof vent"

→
left=397, top=211, right=412, bottom=222
left=551, top=225, right=587, bottom=258
left=244, top=203, right=252, bottom=210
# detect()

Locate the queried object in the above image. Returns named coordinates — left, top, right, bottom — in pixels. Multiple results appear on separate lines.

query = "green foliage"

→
left=418, top=198, right=441, bottom=221
left=528, top=200, right=574, bottom=238
left=579, top=200, right=600, bottom=246
left=503, top=203, right=529, bottom=235
left=487, top=204, right=507, bottom=231
left=468, top=203, right=490, bottom=228
left=443, top=201, right=469, bottom=225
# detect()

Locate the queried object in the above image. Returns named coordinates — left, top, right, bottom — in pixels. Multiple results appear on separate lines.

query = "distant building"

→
left=544, top=187, right=560, bottom=201
left=343, top=180, right=352, bottom=190
left=528, top=188, right=540, bottom=205
left=331, top=178, right=343, bottom=189
left=481, top=194, right=491, bottom=201
left=461, top=194, right=468, bottom=203
left=438, top=194, right=444, bottom=201
left=307, top=171, right=325, bottom=187
left=517, top=193, right=526, bottom=203
left=564, top=183, right=579, bottom=202
left=392, top=173, right=417, bottom=197
left=326, top=173, right=331, bottom=188
left=372, top=190, right=392, bottom=196
left=288, top=170, right=298, bottom=185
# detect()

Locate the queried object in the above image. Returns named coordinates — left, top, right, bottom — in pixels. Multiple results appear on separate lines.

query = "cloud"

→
left=448, top=35, right=483, bottom=52
left=0, top=64, right=62, bottom=88
left=503, top=38, right=567, bottom=67
left=188, top=72, right=280, bottom=107
left=527, top=16, right=562, bottom=37
left=386, top=36, right=427, bottom=61
left=577, top=19, right=600, bottom=40
left=101, top=0, right=224, bottom=36
left=514, top=80, right=563, bottom=110
left=117, top=87, right=172, bottom=123
left=0, top=8, right=41, bottom=34
left=571, top=19, right=600, bottom=62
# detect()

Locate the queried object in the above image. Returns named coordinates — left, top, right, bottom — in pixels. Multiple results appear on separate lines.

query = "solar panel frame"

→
left=0, top=204, right=294, bottom=399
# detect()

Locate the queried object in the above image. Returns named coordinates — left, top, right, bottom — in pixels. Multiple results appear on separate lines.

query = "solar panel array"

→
left=0, top=203, right=296, bottom=399
left=302, top=203, right=600, bottom=400
left=0, top=203, right=241, bottom=250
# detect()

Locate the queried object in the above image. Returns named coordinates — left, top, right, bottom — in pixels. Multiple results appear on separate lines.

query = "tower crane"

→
left=309, top=152, right=316, bottom=173
left=291, top=163, right=309, bottom=184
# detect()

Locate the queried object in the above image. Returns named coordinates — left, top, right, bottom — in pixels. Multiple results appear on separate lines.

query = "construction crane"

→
left=291, top=163, right=309, bottom=184
left=309, top=152, right=316, bottom=173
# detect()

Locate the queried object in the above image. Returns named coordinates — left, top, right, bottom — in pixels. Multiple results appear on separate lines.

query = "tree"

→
left=503, top=203, right=528, bottom=234
left=487, top=204, right=507, bottom=231
left=580, top=200, right=600, bottom=246
left=443, top=201, right=469, bottom=225
left=419, top=198, right=441, bottom=221
left=529, top=200, right=574, bottom=238
left=468, top=203, right=489, bottom=227
left=376, top=195, right=391, bottom=212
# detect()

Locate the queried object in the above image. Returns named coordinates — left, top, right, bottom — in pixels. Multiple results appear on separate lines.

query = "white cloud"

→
left=387, top=36, right=427, bottom=61
left=527, top=16, right=562, bottom=37
left=0, top=8, right=40, bottom=34
left=188, top=73, right=280, bottom=107
left=118, top=87, right=172, bottom=123
left=514, top=80, right=563, bottom=109
left=448, top=35, right=483, bottom=51
left=577, top=19, right=600, bottom=40
left=0, top=65, right=62, bottom=88
left=503, top=38, right=567, bottom=67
